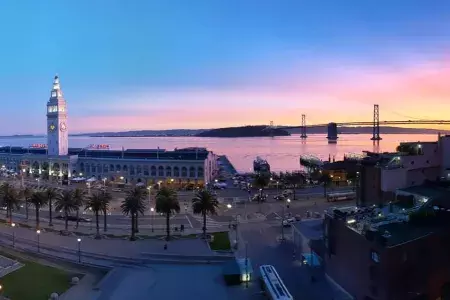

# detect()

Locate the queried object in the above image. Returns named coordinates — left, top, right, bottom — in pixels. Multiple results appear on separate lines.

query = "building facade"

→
left=0, top=76, right=219, bottom=187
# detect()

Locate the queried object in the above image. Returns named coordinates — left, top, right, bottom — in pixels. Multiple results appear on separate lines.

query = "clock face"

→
left=60, top=122, right=67, bottom=132
left=49, top=123, right=56, bottom=132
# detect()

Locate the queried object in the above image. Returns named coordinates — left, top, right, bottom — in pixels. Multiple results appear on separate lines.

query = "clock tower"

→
left=47, top=75, right=68, bottom=156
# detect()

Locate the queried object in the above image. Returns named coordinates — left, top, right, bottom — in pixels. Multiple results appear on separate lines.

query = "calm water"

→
left=0, top=134, right=439, bottom=172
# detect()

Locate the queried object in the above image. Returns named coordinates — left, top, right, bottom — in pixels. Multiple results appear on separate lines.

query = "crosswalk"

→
left=190, top=214, right=228, bottom=228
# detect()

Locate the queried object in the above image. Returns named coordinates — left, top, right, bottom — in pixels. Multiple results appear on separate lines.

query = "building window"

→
left=174, top=167, right=180, bottom=177
left=166, top=166, right=172, bottom=177
left=189, top=166, right=196, bottom=178
left=181, top=167, right=187, bottom=177
left=198, top=167, right=204, bottom=178
left=371, top=251, right=380, bottom=263
left=158, top=166, right=164, bottom=177
left=150, top=166, right=156, bottom=176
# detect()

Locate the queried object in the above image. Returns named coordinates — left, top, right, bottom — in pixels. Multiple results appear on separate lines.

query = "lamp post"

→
left=36, top=230, right=41, bottom=253
left=89, top=208, right=93, bottom=230
left=77, top=238, right=81, bottom=263
left=11, top=223, right=15, bottom=248
left=276, top=181, right=279, bottom=195
left=245, top=242, right=249, bottom=288
left=36, top=178, right=40, bottom=188
left=21, top=168, right=25, bottom=187
left=150, top=207, right=154, bottom=232
left=147, top=186, right=152, bottom=214
left=102, top=177, right=107, bottom=188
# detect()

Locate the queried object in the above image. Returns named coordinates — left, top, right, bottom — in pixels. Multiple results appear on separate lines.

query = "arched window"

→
left=143, top=165, right=149, bottom=176
left=166, top=166, right=172, bottom=177
left=189, top=166, right=196, bottom=178
left=116, top=164, right=121, bottom=171
left=158, top=166, right=164, bottom=177
left=173, top=167, right=180, bottom=177
left=103, top=164, right=109, bottom=173
left=110, top=164, right=114, bottom=172
left=130, top=165, right=135, bottom=175
left=197, top=167, right=204, bottom=177
left=181, top=167, right=187, bottom=177
left=91, top=165, right=96, bottom=173
left=123, top=165, right=128, bottom=172
left=151, top=166, right=156, bottom=176
left=136, top=165, right=142, bottom=175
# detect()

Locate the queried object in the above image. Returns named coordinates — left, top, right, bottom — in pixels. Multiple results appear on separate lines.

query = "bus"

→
left=326, top=191, right=356, bottom=202
left=259, top=265, right=293, bottom=300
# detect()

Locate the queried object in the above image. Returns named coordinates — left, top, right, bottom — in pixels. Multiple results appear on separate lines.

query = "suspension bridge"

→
left=267, top=104, right=450, bottom=141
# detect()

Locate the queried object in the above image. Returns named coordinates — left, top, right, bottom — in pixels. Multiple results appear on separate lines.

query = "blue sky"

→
left=0, top=0, right=450, bottom=133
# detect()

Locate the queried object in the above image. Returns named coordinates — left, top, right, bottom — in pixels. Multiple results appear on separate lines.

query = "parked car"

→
left=282, top=217, right=296, bottom=227
left=273, top=195, right=286, bottom=201
left=112, top=188, right=122, bottom=192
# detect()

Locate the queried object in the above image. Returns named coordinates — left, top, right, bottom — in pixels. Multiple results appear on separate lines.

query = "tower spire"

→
left=51, top=74, right=63, bottom=98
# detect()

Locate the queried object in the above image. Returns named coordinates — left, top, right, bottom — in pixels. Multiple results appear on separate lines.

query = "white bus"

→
left=326, top=191, right=356, bottom=202
left=259, top=265, right=293, bottom=300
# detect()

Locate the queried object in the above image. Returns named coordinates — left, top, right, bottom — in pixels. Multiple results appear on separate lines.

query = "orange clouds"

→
left=70, top=56, right=450, bottom=132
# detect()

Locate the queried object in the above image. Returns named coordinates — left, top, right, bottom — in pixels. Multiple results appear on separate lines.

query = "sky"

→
left=0, top=0, right=450, bottom=134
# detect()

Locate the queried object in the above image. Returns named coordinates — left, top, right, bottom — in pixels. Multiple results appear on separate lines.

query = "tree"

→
left=72, top=188, right=86, bottom=229
left=155, top=187, right=180, bottom=241
left=192, top=189, right=219, bottom=238
left=54, top=190, right=77, bottom=232
left=29, top=191, right=48, bottom=230
left=100, top=191, right=112, bottom=232
left=44, top=188, right=59, bottom=227
left=121, top=187, right=147, bottom=241
left=22, top=186, right=33, bottom=220
left=85, top=192, right=105, bottom=239
left=253, top=174, right=270, bottom=210
left=320, top=173, right=332, bottom=197
left=0, top=183, right=21, bottom=224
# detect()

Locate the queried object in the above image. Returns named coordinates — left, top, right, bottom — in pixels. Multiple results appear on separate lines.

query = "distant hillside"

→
left=287, top=126, right=449, bottom=135
left=73, top=129, right=206, bottom=137
left=196, top=126, right=290, bottom=137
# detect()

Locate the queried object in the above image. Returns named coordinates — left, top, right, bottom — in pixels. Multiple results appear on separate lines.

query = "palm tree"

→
left=100, top=191, right=112, bottom=232
left=29, top=191, right=48, bottom=230
left=192, top=189, right=219, bottom=238
left=121, top=187, right=147, bottom=241
left=253, top=174, right=270, bottom=211
left=0, top=183, right=21, bottom=224
left=72, top=188, right=86, bottom=229
left=85, top=192, right=104, bottom=239
left=155, top=187, right=180, bottom=241
left=44, top=188, right=59, bottom=226
left=22, top=186, right=33, bottom=220
left=54, top=190, right=77, bottom=232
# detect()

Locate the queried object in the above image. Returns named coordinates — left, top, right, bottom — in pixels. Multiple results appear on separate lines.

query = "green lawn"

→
left=1, top=258, right=71, bottom=300
left=209, top=232, right=232, bottom=251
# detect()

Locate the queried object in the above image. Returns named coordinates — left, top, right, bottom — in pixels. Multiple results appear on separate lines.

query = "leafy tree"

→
left=155, top=187, right=180, bottom=241
left=121, top=187, right=147, bottom=241
left=192, top=189, right=219, bottom=238
left=72, top=188, right=87, bottom=229
left=253, top=174, right=270, bottom=210
left=0, top=183, right=21, bottom=224
left=85, top=192, right=105, bottom=239
left=29, top=191, right=48, bottom=230
left=54, top=190, right=77, bottom=232
left=44, top=188, right=59, bottom=226
left=320, top=173, right=332, bottom=197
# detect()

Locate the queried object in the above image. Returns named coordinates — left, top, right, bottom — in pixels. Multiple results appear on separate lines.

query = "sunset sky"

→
left=0, top=0, right=450, bottom=134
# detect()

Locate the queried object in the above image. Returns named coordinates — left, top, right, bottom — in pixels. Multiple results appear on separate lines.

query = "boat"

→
left=253, top=157, right=270, bottom=173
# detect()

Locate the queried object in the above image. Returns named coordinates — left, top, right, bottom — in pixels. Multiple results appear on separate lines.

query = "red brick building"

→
left=323, top=200, right=450, bottom=300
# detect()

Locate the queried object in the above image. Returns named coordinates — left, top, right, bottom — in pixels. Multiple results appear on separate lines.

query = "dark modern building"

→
left=323, top=193, right=450, bottom=300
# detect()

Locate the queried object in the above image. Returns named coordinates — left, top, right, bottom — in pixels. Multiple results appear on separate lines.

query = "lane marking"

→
left=185, top=215, right=193, bottom=228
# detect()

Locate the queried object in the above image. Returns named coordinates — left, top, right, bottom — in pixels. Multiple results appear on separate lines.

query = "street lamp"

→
left=21, top=168, right=25, bottom=187
left=11, top=223, right=15, bottom=248
left=36, top=230, right=41, bottom=253
left=147, top=186, right=152, bottom=213
left=102, top=177, right=107, bottom=187
left=276, top=181, right=279, bottom=195
left=36, top=178, right=40, bottom=188
left=77, top=238, right=81, bottom=263
left=150, top=207, right=155, bottom=232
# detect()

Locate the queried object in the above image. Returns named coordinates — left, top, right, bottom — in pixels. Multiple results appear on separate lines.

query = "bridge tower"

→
left=269, top=121, right=274, bottom=137
left=371, top=104, right=382, bottom=141
left=300, top=114, right=307, bottom=139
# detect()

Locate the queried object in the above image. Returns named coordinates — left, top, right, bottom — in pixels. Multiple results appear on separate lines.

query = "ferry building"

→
left=0, top=76, right=219, bottom=187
